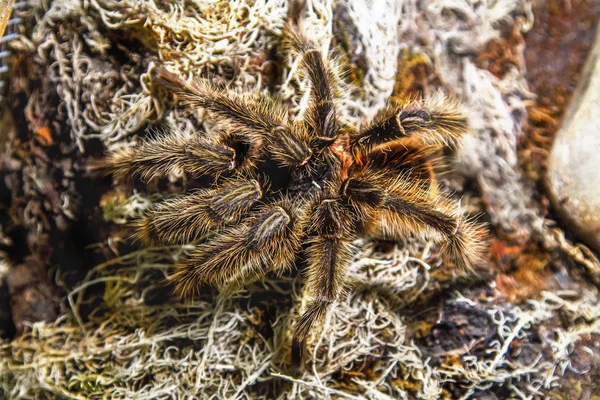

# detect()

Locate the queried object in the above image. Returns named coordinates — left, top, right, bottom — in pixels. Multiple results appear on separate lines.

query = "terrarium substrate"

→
left=0, top=0, right=599, bottom=399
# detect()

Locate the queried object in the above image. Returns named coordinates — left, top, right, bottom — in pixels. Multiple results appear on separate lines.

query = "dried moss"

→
left=1, top=0, right=599, bottom=399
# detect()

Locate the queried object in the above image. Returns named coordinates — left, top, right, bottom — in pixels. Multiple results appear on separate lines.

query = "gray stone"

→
left=547, top=28, right=600, bottom=252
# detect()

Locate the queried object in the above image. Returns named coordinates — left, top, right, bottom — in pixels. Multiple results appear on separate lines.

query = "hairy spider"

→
left=100, top=8, right=486, bottom=367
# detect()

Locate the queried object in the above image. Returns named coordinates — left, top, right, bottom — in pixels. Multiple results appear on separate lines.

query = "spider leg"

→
left=134, top=178, right=264, bottom=245
left=292, top=197, right=356, bottom=366
left=344, top=172, right=486, bottom=272
left=171, top=197, right=306, bottom=297
left=351, top=96, right=467, bottom=151
left=99, top=129, right=253, bottom=182
left=154, top=68, right=313, bottom=168
left=285, top=12, right=340, bottom=142
left=382, top=177, right=485, bottom=272
left=356, top=138, right=442, bottom=196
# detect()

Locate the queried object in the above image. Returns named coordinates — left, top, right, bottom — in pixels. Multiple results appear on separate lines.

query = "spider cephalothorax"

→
left=101, top=10, right=486, bottom=367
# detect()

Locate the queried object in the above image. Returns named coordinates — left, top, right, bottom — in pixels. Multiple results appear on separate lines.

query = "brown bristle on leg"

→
left=171, top=198, right=306, bottom=298
left=134, top=178, right=263, bottom=245
left=100, top=130, right=244, bottom=182
left=291, top=196, right=356, bottom=368
left=351, top=95, right=468, bottom=150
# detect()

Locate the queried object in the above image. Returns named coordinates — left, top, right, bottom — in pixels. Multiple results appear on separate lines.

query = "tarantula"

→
left=100, top=11, right=485, bottom=367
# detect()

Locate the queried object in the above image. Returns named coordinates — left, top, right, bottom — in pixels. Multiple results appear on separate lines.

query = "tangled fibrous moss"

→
left=1, top=244, right=599, bottom=399
left=13, top=0, right=293, bottom=149
left=2, top=0, right=600, bottom=398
